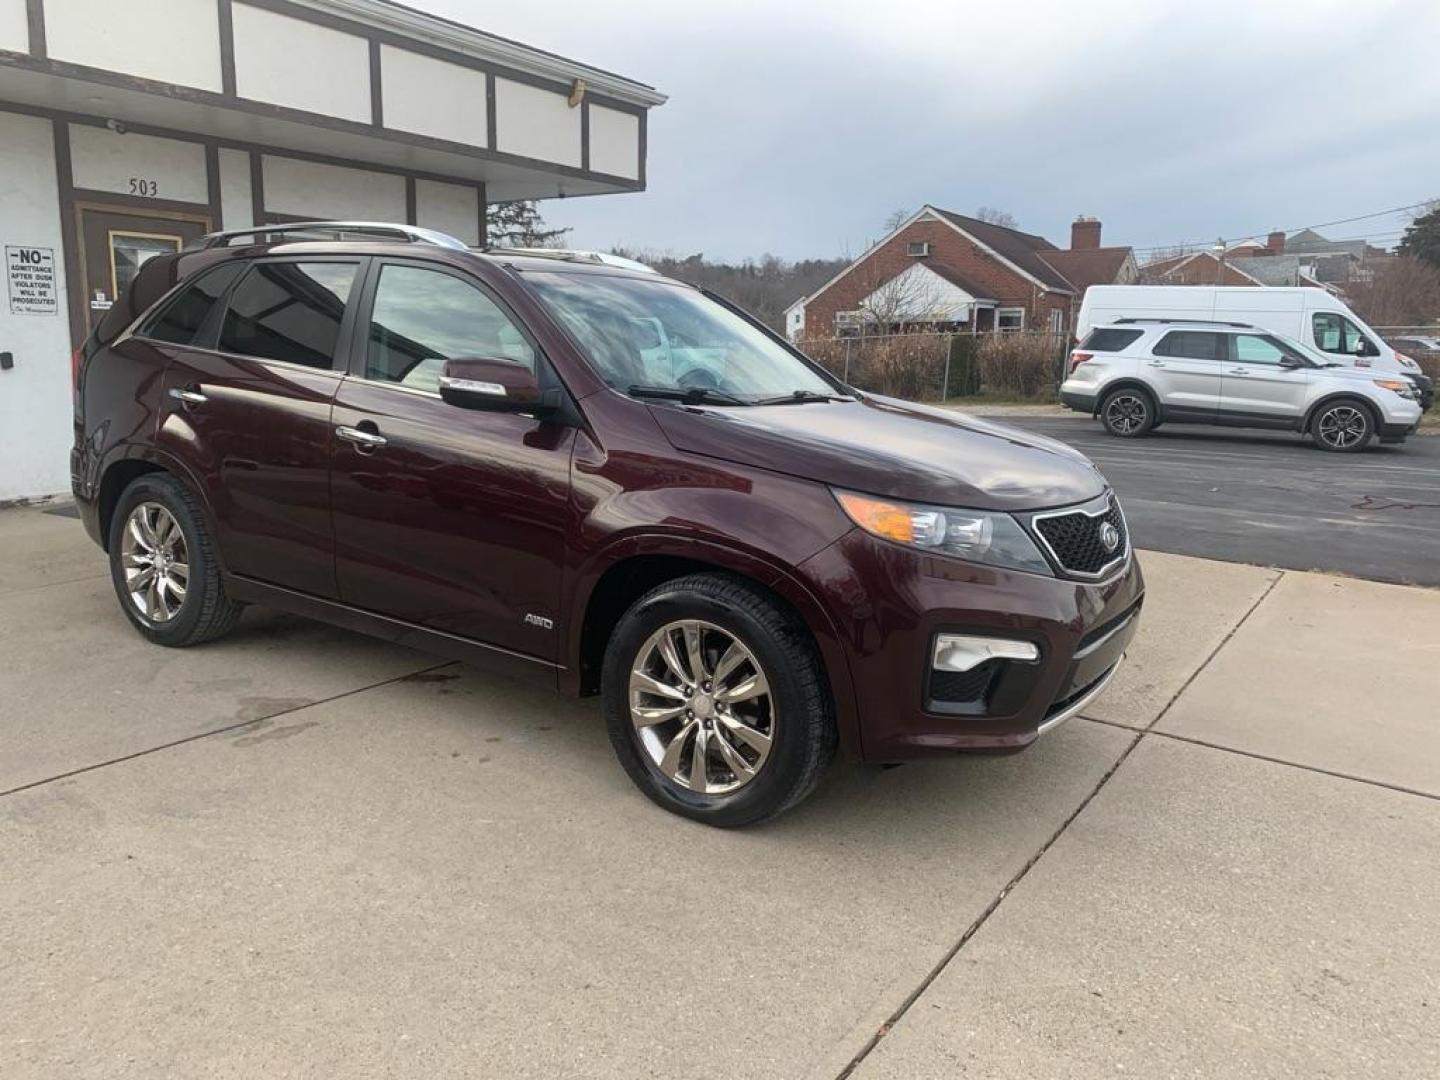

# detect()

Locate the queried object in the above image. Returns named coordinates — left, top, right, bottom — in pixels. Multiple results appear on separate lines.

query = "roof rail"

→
left=484, top=247, right=658, bottom=273
left=1113, top=317, right=1255, bottom=328
left=191, top=221, right=469, bottom=251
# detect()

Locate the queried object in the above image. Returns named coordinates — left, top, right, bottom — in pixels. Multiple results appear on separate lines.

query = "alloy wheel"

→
left=1317, top=406, right=1367, bottom=449
left=1105, top=394, right=1147, bottom=434
left=120, top=502, right=189, bottom=623
left=629, top=619, right=775, bottom=795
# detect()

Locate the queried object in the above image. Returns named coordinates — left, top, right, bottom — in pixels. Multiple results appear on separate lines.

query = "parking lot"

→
left=4, top=504, right=1438, bottom=1078
left=1004, top=416, right=1440, bottom=586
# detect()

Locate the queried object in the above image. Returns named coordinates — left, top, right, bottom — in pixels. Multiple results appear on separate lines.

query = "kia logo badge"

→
left=1100, top=522, right=1121, bottom=553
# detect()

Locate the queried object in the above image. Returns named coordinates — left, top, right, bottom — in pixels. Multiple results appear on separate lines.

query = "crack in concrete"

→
left=832, top=571, right=1287, bottom=1079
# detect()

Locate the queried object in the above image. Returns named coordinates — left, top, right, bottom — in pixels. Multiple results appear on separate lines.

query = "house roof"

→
left=1037, top=247, right=1133, bottom=292
left=924, top=261, right=998, bottom=302
left=930, top=209, right=1075, bottom=292
left=1139, top=250, right=1267, bottom=286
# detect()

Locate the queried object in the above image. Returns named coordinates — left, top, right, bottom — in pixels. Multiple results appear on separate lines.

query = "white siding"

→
left=262, top=156, right=405, bottom=221
left=0, top=0, right=28, bottom=53
left=218, top=149, right=253, bottom=230
left=415, top=180, right=479, bottom=247
left=0, top=112, right=71, bottom=499
left=494, top=78, right=581, bottom=167
left=381, top=45, right=488, bottom=147
left=232, top=3, right=370, bottom=123
left=588, top=105, right=639, bottom=180
left=68, top=126, right=209, bottom=205
left=45, top=0, right=222, bottom=92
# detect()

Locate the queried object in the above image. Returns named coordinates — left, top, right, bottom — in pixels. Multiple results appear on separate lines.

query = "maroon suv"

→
left=72, top=222, right=1142, bottom=826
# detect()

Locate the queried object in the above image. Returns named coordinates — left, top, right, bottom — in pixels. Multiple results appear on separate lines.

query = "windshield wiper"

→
left=627, top=384, right=752, bottom=406
left=752, top=389, right=849, bottom=406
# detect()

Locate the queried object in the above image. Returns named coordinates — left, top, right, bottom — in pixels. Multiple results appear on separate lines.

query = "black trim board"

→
left=0, top=53, right=644, bottom=191
left=217, top=0, right=236, bottom=96
left=26, top=0, right=45, bottom=58
left=368, top=38, right=383, bottom=127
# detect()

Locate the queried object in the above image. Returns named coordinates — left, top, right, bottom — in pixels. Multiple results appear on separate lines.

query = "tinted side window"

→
left=1154, top=331, right=1222, bottom=361
left=366, top=264, right=535, bottom=392
left=139, top=263, right=244, bottom=345
left=1081, top=328, right=1144, bottom=352
left=219, top=261, right=358, bottom=368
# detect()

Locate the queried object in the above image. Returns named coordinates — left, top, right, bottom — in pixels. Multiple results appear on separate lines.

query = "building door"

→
left=76, top=204, right=210, bottom=337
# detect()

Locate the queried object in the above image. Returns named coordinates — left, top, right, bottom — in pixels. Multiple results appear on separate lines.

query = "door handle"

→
left=335, top=424, right=388, bottom=450
left=169, top=387, right=207, bottom=405
left=1147, top=360, right=1166, bottom=367
left=1228, top=367, right=1250, bottom=375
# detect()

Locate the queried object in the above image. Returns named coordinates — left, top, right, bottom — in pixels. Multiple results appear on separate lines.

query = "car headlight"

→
left=1374, top=378, right=1418, bottom=400
left=1396, top=353, right=1420, bottom=372
left=833, top=489, right=1053, bottom=575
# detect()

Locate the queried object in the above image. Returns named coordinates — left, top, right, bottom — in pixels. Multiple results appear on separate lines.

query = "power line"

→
left=1126, top=198, right=1433, bottom=255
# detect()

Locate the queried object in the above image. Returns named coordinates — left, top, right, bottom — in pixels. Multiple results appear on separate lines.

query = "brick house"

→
left=785, top=207, right=1135, bottom=340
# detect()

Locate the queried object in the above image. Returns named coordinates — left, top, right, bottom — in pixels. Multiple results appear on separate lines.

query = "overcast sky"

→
left=418, top=0, right=1440, bottom=262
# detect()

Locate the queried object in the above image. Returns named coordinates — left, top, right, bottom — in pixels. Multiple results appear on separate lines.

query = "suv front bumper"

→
left=799, top=530, right=1144, bottom=762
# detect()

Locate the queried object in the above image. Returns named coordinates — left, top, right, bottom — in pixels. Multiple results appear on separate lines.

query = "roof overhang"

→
left=0, top=55, right=633, bottom=200
left=306, top=0, right=666, bottom=108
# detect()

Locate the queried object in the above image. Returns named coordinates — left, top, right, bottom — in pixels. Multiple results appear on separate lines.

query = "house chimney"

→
left=1071, top=216, right=1102, bottom=250
left=1266, top=229, right=1285, bottom=255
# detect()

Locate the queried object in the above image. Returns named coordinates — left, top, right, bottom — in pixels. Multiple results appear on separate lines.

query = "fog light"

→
left=933, top=634, right=1040, bottom=672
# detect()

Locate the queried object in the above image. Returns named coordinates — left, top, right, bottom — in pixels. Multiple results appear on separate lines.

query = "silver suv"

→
left=1060, top=320, right=1423, bottom=452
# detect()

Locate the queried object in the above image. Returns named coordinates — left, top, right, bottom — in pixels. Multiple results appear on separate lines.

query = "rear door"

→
left=156, top=257, right=364, bottom=597
left=1219, top=333, right=1311, bottom=427
left=329, top=258, right=575, bottom=659
left=1145, top=330, right=1225, bottom=420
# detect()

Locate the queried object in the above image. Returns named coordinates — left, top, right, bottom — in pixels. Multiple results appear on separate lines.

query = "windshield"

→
left=523, top=271, right=838, bottom=400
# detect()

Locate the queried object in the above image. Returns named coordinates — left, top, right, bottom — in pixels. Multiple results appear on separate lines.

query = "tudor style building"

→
left=786, top=207, right=1136, bottom=340
left=0, top=0, right=664, bottom=501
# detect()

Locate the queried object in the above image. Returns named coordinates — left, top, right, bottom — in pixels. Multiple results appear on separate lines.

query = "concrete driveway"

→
left=2, top=506, right=1437, bottom=1079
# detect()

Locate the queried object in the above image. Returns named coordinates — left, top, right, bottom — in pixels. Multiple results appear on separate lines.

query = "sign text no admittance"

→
left=7, top=245, right=58, bottom=315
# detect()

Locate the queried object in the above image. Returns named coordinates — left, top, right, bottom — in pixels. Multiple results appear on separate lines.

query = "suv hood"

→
left=648, top=394, right=1107, bottom=511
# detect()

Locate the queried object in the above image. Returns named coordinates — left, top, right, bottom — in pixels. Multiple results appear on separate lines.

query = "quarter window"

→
left=365, top=265, right=536, bottom=392
left=1154, top=330, right=1223, bottom=361
left=1232, top=334, right=1289, bottom=366
left=218, top=261, right=358, bottom=369
left=140, top=263, right=244, bottom=345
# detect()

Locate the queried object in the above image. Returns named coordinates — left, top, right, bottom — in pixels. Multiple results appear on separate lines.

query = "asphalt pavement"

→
left=1002, top=416, right=1440, bottom=587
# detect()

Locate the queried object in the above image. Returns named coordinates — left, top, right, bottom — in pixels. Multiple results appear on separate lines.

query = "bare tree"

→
left=975, top=206, right=1019, bottom=229
left=853, top=261, right=944, bottom=334
left=883, top=208, right=911, bottom=233
left=1344, top=256, right=1440, bottom=326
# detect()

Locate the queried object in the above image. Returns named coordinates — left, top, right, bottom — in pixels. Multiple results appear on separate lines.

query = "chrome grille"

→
left=1032, top=494, right=1129, bottom=579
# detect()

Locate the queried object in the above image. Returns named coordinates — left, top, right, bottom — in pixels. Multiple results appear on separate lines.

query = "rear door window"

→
left=218, top=261, right=360, bottom=369
left=1080, top=328, right=1144, bottom=352
left=1154, top=331, right=1223, bottom=360
left=139, top=263, right=245, bottom=345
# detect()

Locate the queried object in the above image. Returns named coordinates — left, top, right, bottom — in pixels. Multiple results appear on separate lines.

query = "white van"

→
left=1075, top=285, right=1431, bottom=407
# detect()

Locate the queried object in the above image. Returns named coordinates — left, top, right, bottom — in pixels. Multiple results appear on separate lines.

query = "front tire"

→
left=108, top=473, right=243, bottom=646
left=1311, top=399, right=1374, bottom=452
left=1100, top=387, right=1157, bottom=438
left=602, top=573, right=836, bottom=827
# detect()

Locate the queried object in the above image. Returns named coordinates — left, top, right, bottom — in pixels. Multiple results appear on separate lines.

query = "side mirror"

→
left=1279, top=355, right=1303, bottom=369
left=1356, top=338, right=1379, bottom=358
left=439, top=357, right=554, bottom=415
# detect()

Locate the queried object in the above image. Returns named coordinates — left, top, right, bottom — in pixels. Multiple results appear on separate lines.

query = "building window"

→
left=1048, top=308, right=1064, bottom=336
left=835, top=311, right=865, bottom=336
left=996, top=307, right=1025, bottom=332
left=906, top=241, right=932, bottom=257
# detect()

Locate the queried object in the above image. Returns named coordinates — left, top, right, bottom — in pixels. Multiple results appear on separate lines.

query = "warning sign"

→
left=7, top=245, right=58, bottom=315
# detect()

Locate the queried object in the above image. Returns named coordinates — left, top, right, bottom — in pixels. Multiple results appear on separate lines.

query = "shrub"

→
left=976, top=333, right=1061, bottom=400
left=946, top=336, right=981, bottom=397
left=797, top=334, right=948, bottom=400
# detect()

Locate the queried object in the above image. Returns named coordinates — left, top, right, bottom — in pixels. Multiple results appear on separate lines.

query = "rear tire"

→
left=1311, top=398, right=1374, bottom=453
left=108, top=473, right=244, bottom=646
left=1099, top=387, right=1157, bottom=438
left=601, top=573, right=836, bottom=827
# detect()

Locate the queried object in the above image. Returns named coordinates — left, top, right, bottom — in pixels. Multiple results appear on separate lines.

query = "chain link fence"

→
left=795, top=330, right=1070, bottom=403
